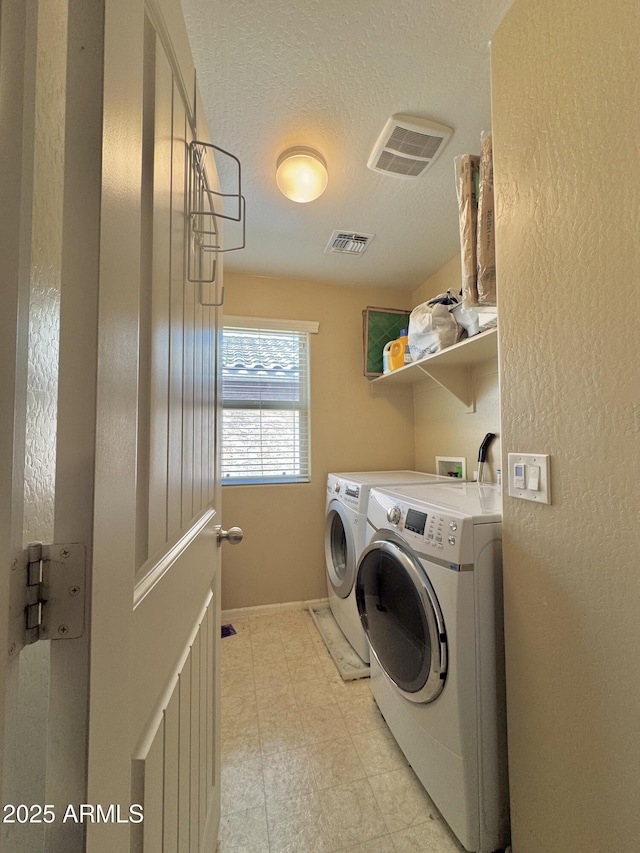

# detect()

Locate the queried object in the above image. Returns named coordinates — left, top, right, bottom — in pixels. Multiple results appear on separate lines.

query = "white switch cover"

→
left=507, top=453, right=551, bottom=504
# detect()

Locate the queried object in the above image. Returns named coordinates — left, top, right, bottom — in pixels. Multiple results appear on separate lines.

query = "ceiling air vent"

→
left=325, top=231, right=374, bottom=256
left=367, top=113, right=453, bottom=179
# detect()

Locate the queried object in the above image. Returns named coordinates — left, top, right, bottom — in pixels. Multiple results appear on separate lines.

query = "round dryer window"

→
left=356, top=530, right=447, bottom=703
left=324, top=500, right=356, bottom=599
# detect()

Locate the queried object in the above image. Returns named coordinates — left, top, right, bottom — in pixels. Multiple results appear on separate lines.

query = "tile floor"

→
left=217, top=607, right=466, bottom=853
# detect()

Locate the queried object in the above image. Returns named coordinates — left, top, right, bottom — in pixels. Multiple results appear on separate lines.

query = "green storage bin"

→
left=362, top=306, right=411, bottom=378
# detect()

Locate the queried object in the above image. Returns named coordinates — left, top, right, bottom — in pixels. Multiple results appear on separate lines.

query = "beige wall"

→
left=220, top=271, right=415, bottom=609
left=412, top=253, right=461, bottom=307
left=411, top=255, right=501, bottom=480
left=492, top=1, right=640, bottom=850
left=413, top=360, right=500, bottom=480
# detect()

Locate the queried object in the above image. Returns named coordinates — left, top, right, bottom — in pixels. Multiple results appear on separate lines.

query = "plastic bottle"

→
left=382, top=341, right=393, bottom=373
left=388, top=329, right=410, bottom=371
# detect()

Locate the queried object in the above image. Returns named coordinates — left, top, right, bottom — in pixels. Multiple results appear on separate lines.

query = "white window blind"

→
left=221, top=319, right=316, bottom=484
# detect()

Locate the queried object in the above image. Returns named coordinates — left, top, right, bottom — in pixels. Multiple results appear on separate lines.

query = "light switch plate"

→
left=507, top=453, right=551, bottom=504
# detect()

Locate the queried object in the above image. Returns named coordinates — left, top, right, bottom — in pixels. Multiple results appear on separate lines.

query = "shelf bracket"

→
left=423, top=364, right=474, bottom=412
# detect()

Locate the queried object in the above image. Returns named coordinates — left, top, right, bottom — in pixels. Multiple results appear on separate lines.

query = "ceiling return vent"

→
left=325, top=231, right=375, bottom=256
left=367, top=113, right=453, bottom=178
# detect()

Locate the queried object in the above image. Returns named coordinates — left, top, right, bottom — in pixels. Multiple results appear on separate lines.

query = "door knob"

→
left=216, top=526, right=244, bottom=546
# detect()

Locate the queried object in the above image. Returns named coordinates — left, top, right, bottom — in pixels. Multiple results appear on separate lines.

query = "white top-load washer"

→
left=356, top=481, right=509, bottom=853
left=324, top=471, right=452, bottom=662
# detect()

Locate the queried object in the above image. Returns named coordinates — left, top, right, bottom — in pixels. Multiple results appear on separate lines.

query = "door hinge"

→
left=9, top=542, right=86, bottom=657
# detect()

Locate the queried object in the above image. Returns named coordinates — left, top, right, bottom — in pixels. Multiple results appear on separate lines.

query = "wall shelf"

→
left=369, top=327, right=497, bottom=410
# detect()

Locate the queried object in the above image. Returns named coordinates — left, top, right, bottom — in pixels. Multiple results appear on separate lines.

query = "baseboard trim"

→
left=222, top=598, right=328, bottom=621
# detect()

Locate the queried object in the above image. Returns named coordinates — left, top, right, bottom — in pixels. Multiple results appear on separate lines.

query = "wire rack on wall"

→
left=187, top=140, right=246, bottom=306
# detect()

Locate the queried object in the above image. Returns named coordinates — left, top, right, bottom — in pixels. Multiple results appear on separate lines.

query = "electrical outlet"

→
left=507, top=453, right=551, bottom=504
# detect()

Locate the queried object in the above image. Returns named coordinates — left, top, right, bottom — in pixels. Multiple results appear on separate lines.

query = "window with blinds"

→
left=221, top=322, right=313, bottom=484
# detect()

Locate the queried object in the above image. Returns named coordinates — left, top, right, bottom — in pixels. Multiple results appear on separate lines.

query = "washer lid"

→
left=378, top=481, right=502, bottom=523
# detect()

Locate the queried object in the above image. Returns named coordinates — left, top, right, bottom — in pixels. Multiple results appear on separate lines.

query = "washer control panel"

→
left=406, top=508, right=468, bottom=563
left=369, top=489, right=472, bottom=564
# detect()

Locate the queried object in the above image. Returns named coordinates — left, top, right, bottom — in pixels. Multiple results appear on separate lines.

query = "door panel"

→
left=189, top=627, right=201, bottom=850
left=148, top=29, right=173, bottom=557
left=168, top=91, right=187, bottom=539
left=87, top=0, right=222, bottom=850
left=131, top=514, right=218, bottom=738
left=181, top=115, right=196, bottom=530
left=162, top=688, right=180, bottom=852
left=178, top=648, right=192, bottom=853
left=135, top=727, right=164, bottom=851
left=131, top=590, right=218, bottom=853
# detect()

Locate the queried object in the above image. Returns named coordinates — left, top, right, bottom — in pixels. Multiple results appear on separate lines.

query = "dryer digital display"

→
left=405, top=508, right=427, bottom=535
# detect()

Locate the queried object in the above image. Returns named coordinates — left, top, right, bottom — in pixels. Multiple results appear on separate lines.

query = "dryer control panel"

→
left=326, top=475, right=364, bottom=512
left=340, top=482, right=362, bottom=511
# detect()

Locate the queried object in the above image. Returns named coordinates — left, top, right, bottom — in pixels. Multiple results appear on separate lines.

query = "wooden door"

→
left=0, top=0, right=226, bottom=850
left=87, top=0, right=224, bottom=850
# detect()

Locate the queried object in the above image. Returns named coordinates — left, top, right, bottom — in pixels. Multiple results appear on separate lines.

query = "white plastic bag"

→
left=408, top=291, right=463, bottom=360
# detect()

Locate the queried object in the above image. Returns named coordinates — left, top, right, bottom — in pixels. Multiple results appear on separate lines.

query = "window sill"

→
left=222, top=477, right=310, bottom=486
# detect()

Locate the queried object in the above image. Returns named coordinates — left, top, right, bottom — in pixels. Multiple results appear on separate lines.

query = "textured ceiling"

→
left=181, top=0, right=513, bottom=289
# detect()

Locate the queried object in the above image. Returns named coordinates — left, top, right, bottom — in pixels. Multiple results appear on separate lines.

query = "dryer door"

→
left=325, top=499, right=356, bottom=598
left=356, top=530, right=447, bottom=703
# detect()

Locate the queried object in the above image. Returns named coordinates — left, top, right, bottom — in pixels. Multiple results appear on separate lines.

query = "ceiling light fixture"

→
left=275, top=147, right=328, bottom=203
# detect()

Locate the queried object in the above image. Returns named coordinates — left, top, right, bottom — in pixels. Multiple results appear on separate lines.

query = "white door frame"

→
left=1, top=1, right=105, bottom=848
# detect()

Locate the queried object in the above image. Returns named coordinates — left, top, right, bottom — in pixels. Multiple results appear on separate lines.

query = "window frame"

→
left=220, top=316, right=318, bottom=486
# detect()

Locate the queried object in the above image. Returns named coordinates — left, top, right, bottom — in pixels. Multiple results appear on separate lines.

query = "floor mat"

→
left=308, top=604, right=370, bottom=681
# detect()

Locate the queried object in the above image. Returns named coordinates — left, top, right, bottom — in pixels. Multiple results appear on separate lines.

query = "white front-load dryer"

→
left=324, top=471, right=451, bottom=662
left=356, top=482, right=509, bottom=853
